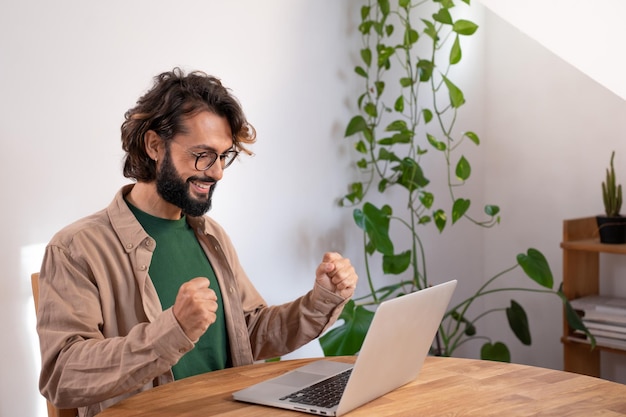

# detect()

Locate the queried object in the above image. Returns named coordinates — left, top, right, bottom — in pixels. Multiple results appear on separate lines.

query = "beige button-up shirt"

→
left=36, top=184, right=347, bottom=417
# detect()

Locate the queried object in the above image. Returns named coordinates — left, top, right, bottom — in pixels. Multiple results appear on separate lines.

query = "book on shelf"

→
left=583, top=320, right=626, bottom=335
left=579, top=310, right=626, bottom=325
left=595, top=336, right=626, bottom=350
left=572, top=331, right=626, bottom=350
left=576, top=327, right=626, bottom=341
left=569, top=295, right=626, bottom=325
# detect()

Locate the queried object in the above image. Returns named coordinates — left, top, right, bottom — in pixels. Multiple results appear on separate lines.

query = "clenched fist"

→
left=315, top=252, right=358, bottom=299
left=172, top=277, right=218, bottom=341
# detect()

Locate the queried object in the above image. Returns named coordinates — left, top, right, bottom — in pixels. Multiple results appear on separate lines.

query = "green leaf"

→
left=386, top=120, right=408, bottom=132
left=452, top=198, right=470, bottom=223
left=516, top=248, right=554, bottom=289
left=417, top=59, right=434, bottom=82
left=506, top=300, right=531, bottom=345
left=421, top=19, right=437, bottom=40
left=442, top=74, right=466, bottom=108
left=364, top=102, right=378, bottom=118
left=560, top=293, right=595, bottom=347
left=427, top=133, right=447, bottom=151
left=378, top=148, right=400, bottom=162
left=394, top=95, right=404, bottom=112
left=385, top=24, right=394, bottom=37
left=400, top=77, right=414, bottom=87
left=378, top=0, right=390, bottom=16
left=345, top=115, right=368, bottom=137
left=433, top=8, right=453, bottom=25
left=450, top=310, right=476, bottom=337
left=354, top=140, right=367, bottom=154
left=393, top=158, right=430, bottom=192
left=379, top=131, right=412, bottom=145
left=360, top=48, right=372, bottom=67
left=358, top=20, right=373, bottom=35
left=455, top=156, right=471, bottom=181
left=353, top=208, right=365, bottom=229
left=357, top=92, right=366, bottom=108
left=450, top=310, right=476, bottom=336
left=563, top=301, right=585, bottom=332
left=344, top=182, right=364, bottom=204
left=422, top=108, right=433, bottom=123
left=382, top=250, right=411, bottom=274
left=484, top=205, right=500, bottom=216
left=453, top=19, right=479, bottom=36
left=355, top=66, right=368, bottom=78
left=319, top=300, right=375, bottom=356
left=481, top=342, right=511, bottom=362
left=374, top=81, right=385, bottom=97
left=356, top=203, right=394, bottom=255
left=373, top=21, right=384, bottom=37
left=463, top=131, right=480, bottom=145
left=404, top=27, right=419, bottom=47
left=434, top=209, right=446, bottom=232
left=360, top=5, right=370, bottom=21
left=377, top=45, right=395, bottom=67
left=377, top=178, right=388, bottom=193
left=450, top=35, right=462, bottom=65
left=420, top=191, right=434, bottom=209
left=418, top=215, right=431, bottom=225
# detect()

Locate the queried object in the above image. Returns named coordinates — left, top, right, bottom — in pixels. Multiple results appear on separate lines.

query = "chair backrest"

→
left=31, top=273, right=79, bottom=417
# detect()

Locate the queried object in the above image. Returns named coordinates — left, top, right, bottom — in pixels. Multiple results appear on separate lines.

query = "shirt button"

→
left=126, top=243, right=133, bottom=249
left=229, top=287, right=235, bottom=294
left=145, top=239, right=153, bottom=247
left=140, top=265, right=147, bottom=271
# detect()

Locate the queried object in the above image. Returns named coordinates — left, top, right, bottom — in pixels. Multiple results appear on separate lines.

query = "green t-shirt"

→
left=127, top=202, right=230, bottom=379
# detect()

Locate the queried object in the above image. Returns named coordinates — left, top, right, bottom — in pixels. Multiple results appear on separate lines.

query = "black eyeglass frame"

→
left=188, top=149, right=240, bottom=171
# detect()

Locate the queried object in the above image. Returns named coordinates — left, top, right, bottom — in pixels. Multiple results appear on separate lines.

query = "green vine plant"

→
left=320, top=0, right=592, bottom=361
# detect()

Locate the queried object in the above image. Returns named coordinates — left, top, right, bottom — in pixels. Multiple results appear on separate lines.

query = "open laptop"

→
left=232, top=280, right=457, bottom=416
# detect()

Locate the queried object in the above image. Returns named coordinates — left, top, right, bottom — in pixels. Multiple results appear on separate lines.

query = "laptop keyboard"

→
left=280, top=368, right=353, bottom=409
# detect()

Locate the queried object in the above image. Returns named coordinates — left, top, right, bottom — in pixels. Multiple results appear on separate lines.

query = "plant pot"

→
left=596, top=215, right=626, bottom=244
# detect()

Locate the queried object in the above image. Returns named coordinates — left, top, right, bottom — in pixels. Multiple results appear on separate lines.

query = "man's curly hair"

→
left=121, top=68, right=256, bottom=181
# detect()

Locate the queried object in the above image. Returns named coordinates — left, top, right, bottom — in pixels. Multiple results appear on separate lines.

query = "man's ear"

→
left=144, top=130, right=161, bottom=161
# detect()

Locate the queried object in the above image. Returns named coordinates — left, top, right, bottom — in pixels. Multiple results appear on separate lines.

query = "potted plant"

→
left=597, top=151, right=626, bottom=244
left=320, top=0, right=592, bottom=361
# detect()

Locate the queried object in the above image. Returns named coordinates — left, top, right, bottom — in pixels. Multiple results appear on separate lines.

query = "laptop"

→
left=232, top=280, right=457, bottom=416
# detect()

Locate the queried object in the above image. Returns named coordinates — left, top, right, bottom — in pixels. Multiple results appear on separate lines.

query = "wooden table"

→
left=99, top=356, right=626, bottom=416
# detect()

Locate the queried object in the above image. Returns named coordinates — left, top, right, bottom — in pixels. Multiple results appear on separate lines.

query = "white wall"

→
left=478, top=0, right=626, bottom=101
left=480, top=7, right=626, bottom=380
left=1, top=1, right=625, bottom=417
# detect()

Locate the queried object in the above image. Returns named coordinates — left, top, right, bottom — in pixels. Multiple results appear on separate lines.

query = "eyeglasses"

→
left=188, top=149, right=239, bottom=171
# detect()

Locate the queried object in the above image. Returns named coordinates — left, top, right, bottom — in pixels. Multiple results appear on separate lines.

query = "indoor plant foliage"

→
left=597, top=151, right=626, bottom=244
left=320, top=0, right=589, bottom=361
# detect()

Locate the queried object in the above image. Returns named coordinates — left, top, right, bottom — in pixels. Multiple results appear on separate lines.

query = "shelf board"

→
left=561, top=239, right=626, bottom=254
left=562, top=336, right=626, bottom=355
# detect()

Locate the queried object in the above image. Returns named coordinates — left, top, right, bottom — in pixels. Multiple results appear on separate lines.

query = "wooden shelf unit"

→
left=561, top=216, right=626, bottom=377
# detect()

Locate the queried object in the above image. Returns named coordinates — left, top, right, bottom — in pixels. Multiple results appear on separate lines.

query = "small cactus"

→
left=602, top=151, right=622, bottom=217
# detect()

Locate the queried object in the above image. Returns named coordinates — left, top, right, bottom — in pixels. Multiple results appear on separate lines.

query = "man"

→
left=35, top=68, right=358, bottom=417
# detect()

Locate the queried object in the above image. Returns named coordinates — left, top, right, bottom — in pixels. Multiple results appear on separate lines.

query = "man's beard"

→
left=156, top=149, right=216, bottom=217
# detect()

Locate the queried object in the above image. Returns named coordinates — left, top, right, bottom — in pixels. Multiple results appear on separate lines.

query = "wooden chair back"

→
left=31, top=273, right=79, bottom=417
